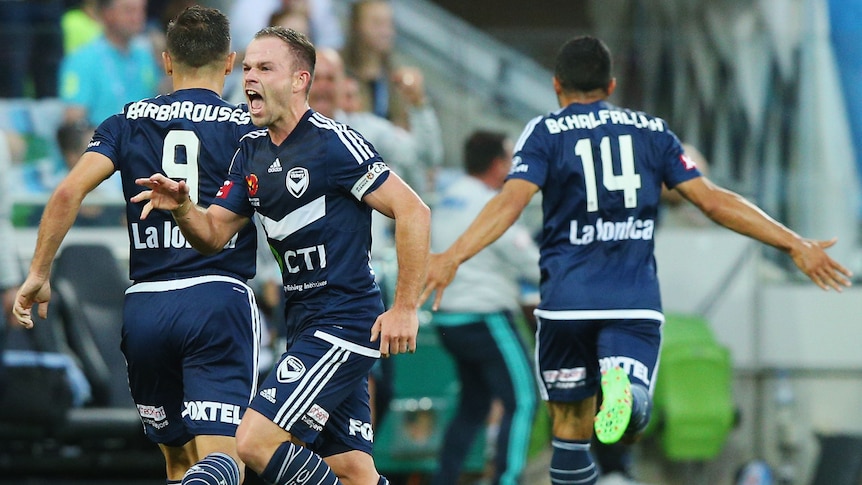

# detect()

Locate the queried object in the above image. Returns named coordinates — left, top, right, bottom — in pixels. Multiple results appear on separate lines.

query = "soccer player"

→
left=132, top=27, right=431, bottom=485
left=14, top=7, right=260, bottom=485
left=421, top=35, right=852, bottom=485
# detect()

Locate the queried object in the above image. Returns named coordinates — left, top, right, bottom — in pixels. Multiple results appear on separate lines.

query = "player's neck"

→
left=268, top=104, right=310, bottom=145
left=171, top=72, right=225, bottom=96
left=560, top=92, right=607, bottom=106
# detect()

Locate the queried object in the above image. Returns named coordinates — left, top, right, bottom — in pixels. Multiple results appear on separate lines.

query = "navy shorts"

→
left=250, top=327, right=380, bottom=457
left=123, top=275, right=261, bottom=447
left=535, top=317, right=661, bottom=403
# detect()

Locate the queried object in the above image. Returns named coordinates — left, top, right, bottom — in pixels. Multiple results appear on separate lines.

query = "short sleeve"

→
left=211, top=148, right=255, bottom=218
left=508, top=115, right=550, bottom=188
left=660, top=130, right=702, bottom=189
left=86, top=114, right=124, bottom=171
left=327, top=128, right=391, bottom=200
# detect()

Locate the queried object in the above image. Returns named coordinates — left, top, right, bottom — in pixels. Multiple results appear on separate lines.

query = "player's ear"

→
left=606, top=78, right=617, bottom=96
left=293, top=70, right=311, bottom=91
left=162, top=52, right=173, bottom=76
left=225, top=52, right=237, bottom=75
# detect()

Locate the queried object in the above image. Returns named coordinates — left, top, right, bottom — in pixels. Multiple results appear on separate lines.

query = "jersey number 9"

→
left=162, top=130, right=201, bottom=203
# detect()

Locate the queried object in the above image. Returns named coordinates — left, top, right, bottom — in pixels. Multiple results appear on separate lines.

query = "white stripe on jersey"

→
left=533, top=308, right=665, bottom=322
left=239, top=129, right=269, bottom=142
left=343, top=129, right=374, bottom=160
left=513, top=115, right=544, bottom=153
left=308, top=112, right=374, bottom=164
left=231, top=129, right=269, bottom=173
left=258, top=195, right=325, bottom=241
left=228, top=147, right=242, bottom=174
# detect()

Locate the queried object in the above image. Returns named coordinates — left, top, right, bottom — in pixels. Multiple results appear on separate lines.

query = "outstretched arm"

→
left=14, top=152, right=114, bottom=328
left=420, top=178, right=539, bottom=310
left=132, top=173, right=249, bottom=255
left=364, top=172, right=430, bottom=356
left=676, top=176, right=852, bottom=291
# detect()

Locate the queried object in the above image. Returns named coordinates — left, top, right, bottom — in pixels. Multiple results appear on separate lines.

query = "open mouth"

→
left=246, top=90, right=264, bottom=114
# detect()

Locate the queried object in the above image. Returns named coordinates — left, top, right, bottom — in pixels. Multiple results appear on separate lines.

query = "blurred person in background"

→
left=422, top=35, right=852, bottom=485
left=15, top=7, right=261, bottom=484
left=269, top=3, right=313, bottom=39
left=0, top=130, right=22, bottom=324
left=0, top=0, right=64, bottom=98
left=342, top=0, right=426, bottom=130
left=59, top=0, right=161, bottom=126
left=428, top=130, right=539, bottom=485
left=55, top=118, right=125, bottom=226
left=61, top=0, right=103, bottom=55
left=0, top=129, right=23, bottom=422
left=229, top=0, right=343, bottom=51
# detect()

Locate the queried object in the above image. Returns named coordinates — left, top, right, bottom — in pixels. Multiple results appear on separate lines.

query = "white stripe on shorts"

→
left=125, top=274, right=250, bottom=293
left=277, top=345, right=349, bottom=430
left=273, top=330, right=380, bottom=430
left=313, top=330, right=381, bottom=358
left=533, top=308, right=665, bottom=323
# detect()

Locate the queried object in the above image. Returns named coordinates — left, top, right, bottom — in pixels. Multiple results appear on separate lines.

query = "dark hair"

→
left=95, top=0, right=114, bottom=11
left=165, top=6, right=231, bottom=68
left=464, top=130, right=507, bottom=176
left=56, top=119, right=93, bottom=154
left=554, top=35, right=613, bottom=93
left=254, top=26, right=316, bottom=76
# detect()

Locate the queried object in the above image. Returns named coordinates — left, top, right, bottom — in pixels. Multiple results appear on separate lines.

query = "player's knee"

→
left=325, top=449, right=378, bottom=483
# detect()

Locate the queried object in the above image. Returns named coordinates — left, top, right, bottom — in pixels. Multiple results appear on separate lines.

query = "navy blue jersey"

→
left=213, top=110, right=389, bottom=341
left=87, top=88, right=258, bottom=282
left=509, top=100, right=701, bottom=316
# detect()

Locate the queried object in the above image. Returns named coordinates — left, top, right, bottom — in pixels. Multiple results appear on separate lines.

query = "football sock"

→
left=628, top=383, right=652, bottom=435
left=167, top=480, right=182, bottom=485
left=182, top=452, right=240, bottom=485
left=377, top=476, right=390, bottom=485
left=259, top=441, right=341, bottom=485
left=549, top=438, right=597, bottom=485
left=591, top=440, right=632, bottom=476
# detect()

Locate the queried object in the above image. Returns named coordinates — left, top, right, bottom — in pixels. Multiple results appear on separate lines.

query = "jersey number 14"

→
left=575, top=134, right=641, bottom=212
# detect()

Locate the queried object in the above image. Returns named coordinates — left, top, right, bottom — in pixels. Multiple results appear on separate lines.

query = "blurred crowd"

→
left=0, top=0, right=444, bottom=224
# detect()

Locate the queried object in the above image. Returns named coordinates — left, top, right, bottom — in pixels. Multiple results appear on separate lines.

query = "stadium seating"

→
left=0, top=243, right=163, bottom=478
left=649, top=313, right=736, bottom=461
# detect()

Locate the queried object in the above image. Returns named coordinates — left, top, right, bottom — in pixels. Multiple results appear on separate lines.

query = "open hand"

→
left=131, top=174, right=190, bottom=219
left=419, top=252, right=459, bottom=311
left=790, top=238, right=853, bottom=291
